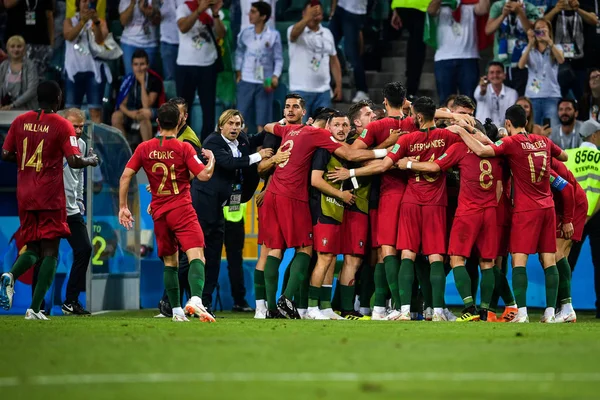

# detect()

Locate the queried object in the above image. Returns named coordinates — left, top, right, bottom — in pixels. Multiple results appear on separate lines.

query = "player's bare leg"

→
left=1, top=241, right=41, bottom=311
left=554, top=239, right=576, bottom=323
left=450, top=255, right=480, bottom=322
left=306, top=252, right=335, bottom=320
left=254, top=244, right=269, bottom=319
left=264, top=247, right=285, bottom=318
left=278, top=246, right=312, bottom=319
left=25, top=239, right=61, bottom=320
left=162, top=252, right=187, bottom=322
left=477, top=258, right=495, bottom=322
left=183, top=247, right=214, bottom=323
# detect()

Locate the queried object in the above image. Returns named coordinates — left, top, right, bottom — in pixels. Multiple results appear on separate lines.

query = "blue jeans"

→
left=434, top=58, right=479, bottom=106
left=121, top=42, right=159, bottom=75
left=328, top=7, right=367, bottom=92
left=64, top=70, right=106, bottom=109
left=236, top=80, right=273, bottom=127
left=160, top=42, right=179, bottom=81
left=530, top=97, right=560, bottom=128
left=295, top=90, right=331, bottom=123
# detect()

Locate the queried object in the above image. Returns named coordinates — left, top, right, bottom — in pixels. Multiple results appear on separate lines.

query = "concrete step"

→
left=381, top=56, right=435, bottom=74
left=341, top=72, right=437, bottom=103
left=342, top=71, right=404, bottom=89
left=385, top=40, right=436, bottom=58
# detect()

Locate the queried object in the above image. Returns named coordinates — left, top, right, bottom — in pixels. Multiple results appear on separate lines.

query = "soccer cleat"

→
left=321, top=308, right=346, bottom=320
left=298, top=309, right=309, bottom=319
left=276, top=295, right=301, bottom=319
left=540, top=312, right=556, bottom=323
left=158, top=298, right=173, bottom=318
left=266, top=309, right=287, bottom=319
left=0, top=272, right=15, bottom=311
left=371, top=309, right=387, bottom=321
left=423, top=307, right=433, bottom=321
left=306, top=308, right=330, bottom=320
left=383, top=310, right=402, bottom=321
left=397, top=311, right=411, bottom=321
left=232, top=302, right=254, bottom=312
left=456, top=306, right=481, bottom=322
left=341, top=310, right=371, bottom=321
left=500, top=306, right=518, bottom=322
left=510, top=312, right=529, bottom=323
left=432, top=311, right=448, bottom=322
left=184, top=296, right=216, bottom=323
left=443, top=308, right=457, bottom=321
left=554, top=309, right=577, bottom=323
left=172, top=314, right=189, bottom=322
left=254, top=308, right=267, bottom=319
left=61, top=301, right=91, bottom=316
left=25, top=309, right=49, bottom=320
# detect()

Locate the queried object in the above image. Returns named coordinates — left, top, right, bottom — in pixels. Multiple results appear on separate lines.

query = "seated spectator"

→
left=111, top=49, right=165, bottom=142
left=4, top=0, right=54, bottom=77
left=288, top=1, right=342, bottom=120
left=119, top=0, right=161, bottom=75
left=0, top=35, right=38, bottom=110
left=544, top=0, right=598, bottom=99
left=235, top=1, right=282, bottom=132
left=485, top=0, right=538, bottom=95
left=516, top=96, right=549, bottom=135
left=159, top=0, right=179, bottom=81
left=549, top=98, right=583, bottom=149
left=579, top=67, right=600, bottom=122
left=63, top=0, right=112, bottom=123
left=518, top=18, right=564, bottom=128
left=474, top=61, right=519, bottom=127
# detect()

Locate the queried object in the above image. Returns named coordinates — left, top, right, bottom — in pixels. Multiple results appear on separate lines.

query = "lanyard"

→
left=561, top=11, right=580, bottom=41
left=560, top=127, right=577, bottom=149
left=25, top=0, right=38, bottom=11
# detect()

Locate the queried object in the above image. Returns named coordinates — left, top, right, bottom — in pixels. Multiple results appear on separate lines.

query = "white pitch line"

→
left=0, top=372, right=599, bottom=387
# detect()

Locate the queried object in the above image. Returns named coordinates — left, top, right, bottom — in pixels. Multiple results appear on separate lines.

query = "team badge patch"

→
left=495, top=139, right=504, bottom=146
left=70, top=136, right=78, bottom=147
left=391, top=144, right=400, bottom=154
left=360, top=129, right=367, bottom=138
left=322, top=238, right=328, bottom=246
left=359, top=241, right=364, bottom=248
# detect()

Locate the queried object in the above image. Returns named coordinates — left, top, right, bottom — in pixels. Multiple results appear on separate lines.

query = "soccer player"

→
left=118, top=103, right=216, bottom=322
left=455, top=105, right=568, bottom=323
left=261, top=112, right=387, bottom=319
left=0, top=81, right=98, bottom=319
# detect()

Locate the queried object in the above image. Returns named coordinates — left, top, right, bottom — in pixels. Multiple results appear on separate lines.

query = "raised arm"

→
left=451, top=126, right=496, bottom=157
left=334, top=145, right=387, bottom=162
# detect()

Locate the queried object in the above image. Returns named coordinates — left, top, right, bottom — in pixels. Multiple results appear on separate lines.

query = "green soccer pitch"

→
left=1, top=310, right=600, bottom=400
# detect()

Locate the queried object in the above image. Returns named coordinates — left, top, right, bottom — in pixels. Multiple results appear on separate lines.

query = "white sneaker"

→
left=384, top=310, right=402, bottom=321
left=432, top=311, right=448, bottom=322
left=254, top=308, right=267, bottom=319
left=423, top=307, right=433, bottom=321
left=555, top=309, right=577, bottom=323
left=321, top=308, right=345, bottom=320
left=359, top=307, right=372, bottom=316
left=172, top=314, right=189, bottom=322
left=443, top=308, right=457, bottom=322
left=352, top=91, right=370, bottom=102
left=298, top=308, right=308, bottom=319
left=184, top=296, right=216, bottom=323
left=398, top=311, right=411, bottom=321
left=0, top=272, right=15, bottom=311
left=25, top=309, right=49, bottom=320
left=306, top=308, right=330, bottom=320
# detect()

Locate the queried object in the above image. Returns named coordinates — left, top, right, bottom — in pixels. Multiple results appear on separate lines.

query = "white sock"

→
left=255, top=299, right=266, bottom=310
left=518, top=307, right=528, bottom=315
left=400, top=305, right=410, bottom=313
left=172, top=307, right=184, bottom=316
left=544, top=307, right=555, bottom=316
left=562, top=303, right=574, bottom=313
left=373, top=306, right=386, bottom=314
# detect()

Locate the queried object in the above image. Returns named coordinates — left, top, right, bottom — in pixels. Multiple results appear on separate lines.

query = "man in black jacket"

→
left=194, top=110, right=272, bottom=313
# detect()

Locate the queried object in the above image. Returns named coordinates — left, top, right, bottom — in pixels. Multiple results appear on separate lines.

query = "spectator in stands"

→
left=63, top=0, right=112, bottom=124
left=474, top=61, right=519, bottom=127
left=288, top=1, right=342, bottom=120
left=518, top=19, right=564, bottom=128
left=239, top=0, right=276, bottom=31
left=580, top=0, right=600, bottom=72
left=176, top=0, right=226, bottom=142
left=390, top=0, right=429, bottom=97
left=579, top=68, right=600, bottom=122
left=0, top=35, right=38, bottom=110
left=328, top=0, right=369, bottom=102
left=545, top=0, right=598, bottom=99
left=549, top=98, right=583, bottom=148
left=235, top=2, right=282, bottom=132
left=119, top=0, right=161, bottom=75
left=428, top=0, right=490, bottom=106
left=160, top=0, right=180, bottom=81
left=516, top=96, right=551, bottom=135
left=111, top=49, right=164, bottom=142
left=485, top=0, right=538, bottom=96
left=4, top=0, right=54, bottom=78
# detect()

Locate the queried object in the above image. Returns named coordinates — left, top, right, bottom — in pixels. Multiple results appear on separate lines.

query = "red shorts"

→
left=510, top=208, right=556, bottom=254
left=556, top=200, right=587, bottom=242
left=449, top=208, right=498, bottom=259
left=313, top=221, right=341, bottom=254
left=397, top=203, right=447, bottom=255
left=154, top=205, right=205, bottom=257
left=341, top=210, right=368, bottom=256
left=19, top=209, right=70, bottom=244
left=262, top=191, right=313, bottom=249
left=377, top=194, right=403, bottom=247
left=369, top=209, right=379, bottom=248
left=497, top=224, right=511, bottom=257
left=257, top=205, right=266, bottom=245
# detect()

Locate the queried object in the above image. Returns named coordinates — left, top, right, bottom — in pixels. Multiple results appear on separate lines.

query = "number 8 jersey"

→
left=2, top=111, right=81, bottom=211
left=126, top=136, right=205, bottom=219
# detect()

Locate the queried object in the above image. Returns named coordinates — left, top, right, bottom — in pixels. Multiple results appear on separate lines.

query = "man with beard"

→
left=550, top=99, right=583, bottom=150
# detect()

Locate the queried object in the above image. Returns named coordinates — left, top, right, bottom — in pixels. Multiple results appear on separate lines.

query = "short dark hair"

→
left=304, top=0, right=321, bottom=8
left=483, top=118, right=500, bottom=143
left=452, top=95, right=476, bottom=111
left=132, top=49, right=149, bottom=64
left=412, top=96, right=436, bottom=122
left=444, top=94, right=457, bottom=108
left=285, top=93, right=306, bottom=110
left=252, top=1, right=272, bottom=22
left=347, top=100, right=373, bottom=126
left=168, top=97, right=188, bottom=114
left=326, top=110, right=348, bottom=124
left=558, top=98, right=578, bottom=112
left=487, top=61, right=505, bottom=71
left=505, top=104, right=528, bottom=128
left=382, top=81, right=407, bottom=109
left=313, top=107, right=337, bottom=122
left=157, top=103, right=180, bottom=130
left=37, top=80, right=61, bottom=108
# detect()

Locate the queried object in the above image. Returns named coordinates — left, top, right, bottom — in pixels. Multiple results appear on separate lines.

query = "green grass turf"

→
left=1, top=310, right=600, bottom=399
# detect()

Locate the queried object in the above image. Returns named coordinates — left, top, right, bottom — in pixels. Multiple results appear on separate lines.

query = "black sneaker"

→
left=62, top=301, right=91, bottom=316
left=158, top=299, right=173, bottom=318
left=276, top=295, right=300, bottom=319
left=232, top=302, right=254, bottom=312
left=266, top=309, right=286, bottom=319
